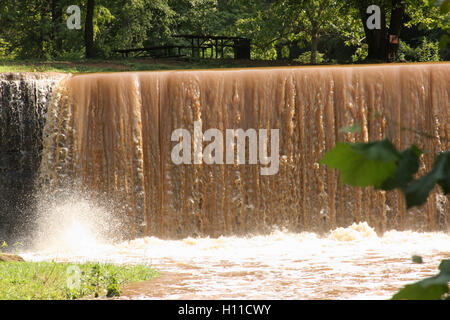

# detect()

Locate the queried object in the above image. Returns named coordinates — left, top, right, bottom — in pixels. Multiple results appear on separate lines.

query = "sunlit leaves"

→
left=235, top=0, right=364, bottom=61
left=405, top=0, right=449, bottom=30
left=319, top=140, right=400, bottom=188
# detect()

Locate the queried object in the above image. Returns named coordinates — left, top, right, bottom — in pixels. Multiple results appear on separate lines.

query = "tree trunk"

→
left=37, top=2, right=47, bottom=58
left=288, top=41, right=301, bottom=60
left=276, top=44, right=283, bottom=60
left=310, top=33, right=319, bottom=64
left=359, top=0, right=405, bottom=62
left=387, top=0, right=405, bottom=61
left=51, top=0, right=63, bottom=53
left=360, top=4, right=388, bottom=61
left=85, top=0, right=96, bottom=58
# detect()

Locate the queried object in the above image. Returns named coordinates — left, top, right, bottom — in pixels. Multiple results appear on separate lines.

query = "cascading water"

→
left=39, top=64, right=449, bottom=239
left=0, top=73, right=66, bottom=242
left=1, top=64, right=449, bottom=299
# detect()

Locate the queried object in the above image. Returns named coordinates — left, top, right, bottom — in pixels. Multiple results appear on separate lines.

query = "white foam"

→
left=22, top=219, right=450, bottom=299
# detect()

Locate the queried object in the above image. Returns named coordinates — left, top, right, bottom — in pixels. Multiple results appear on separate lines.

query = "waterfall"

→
left=0, top=73, right=66, bottom=241
left=38, top=64, right=449, bottom=238
left=0, top=64, right=448, bottom=241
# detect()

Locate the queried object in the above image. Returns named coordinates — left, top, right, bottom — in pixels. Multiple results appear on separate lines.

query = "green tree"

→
left=0, top=0, right=447, bottom=61
left=0, top=0, right=51, bottom=58
left=170, top=0, right=252, bottom=40
left=85, top=0, right=96, bottom=58
left=0, top=0, right=176, bottom=59
left=235, top=0, right=362, bottom=63
left=112, top=0, right=175, bottom=48
left=345, top=0, right=448, bottom=61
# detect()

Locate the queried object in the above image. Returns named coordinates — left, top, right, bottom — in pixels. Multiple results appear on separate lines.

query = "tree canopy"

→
left=0, top=0, right=448, bottom=62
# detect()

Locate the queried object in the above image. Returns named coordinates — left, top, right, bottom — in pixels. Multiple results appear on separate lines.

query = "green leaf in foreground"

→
left=320, top=140, right=400, bottom=187
left=351, top=140, right=401, bottom=163
left=380, top=145, right=422, bottom=191
left=403, top=151, right=450, bottom=208
left=392, top=259, right=450, bottom=300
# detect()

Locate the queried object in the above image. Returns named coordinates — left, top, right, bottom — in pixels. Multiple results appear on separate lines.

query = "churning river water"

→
left=21, top=215, right=449, bottom=300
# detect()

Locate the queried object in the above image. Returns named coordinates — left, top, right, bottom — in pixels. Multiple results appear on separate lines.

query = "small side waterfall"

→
left=0, top=73, right=66, bottom=241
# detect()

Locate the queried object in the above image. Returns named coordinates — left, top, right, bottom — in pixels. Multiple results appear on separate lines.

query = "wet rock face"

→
left=0, top=73, right=65, bottom=242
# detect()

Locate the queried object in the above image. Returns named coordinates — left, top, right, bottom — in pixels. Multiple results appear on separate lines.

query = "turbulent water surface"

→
left=22, top=214, right=450, bottom=300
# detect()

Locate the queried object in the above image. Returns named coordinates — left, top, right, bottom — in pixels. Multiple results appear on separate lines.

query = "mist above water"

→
left=30, top=190, right=124, bottom=257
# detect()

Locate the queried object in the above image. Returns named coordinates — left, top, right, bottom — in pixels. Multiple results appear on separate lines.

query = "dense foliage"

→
left=0, top=0, right=448, bottom=62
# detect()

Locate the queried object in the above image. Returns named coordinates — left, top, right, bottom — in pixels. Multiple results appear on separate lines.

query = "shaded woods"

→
left=0, top=0, right=448, bottom=63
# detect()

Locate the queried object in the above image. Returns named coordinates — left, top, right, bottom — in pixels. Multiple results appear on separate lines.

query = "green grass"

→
left=0, top=60, right=135, bottom=73
left=0, top=57, right=313, bottom=73
left=0, top=58, right=262, bottom=74
left=0, top=261, right=159, bottom=300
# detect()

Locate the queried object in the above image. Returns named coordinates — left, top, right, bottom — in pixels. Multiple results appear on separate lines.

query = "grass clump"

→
left=0, top=261, right=159, bottom=300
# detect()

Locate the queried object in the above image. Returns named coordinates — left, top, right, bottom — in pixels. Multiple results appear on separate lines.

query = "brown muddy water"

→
left=21, top=204, right=449, bottom=300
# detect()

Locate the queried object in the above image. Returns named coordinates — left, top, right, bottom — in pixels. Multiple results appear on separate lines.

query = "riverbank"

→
left=0, top=57, right=392, bottom=74
left=0, top=58, right=306, bottom=73
left=0, top=260, right=159, bottom=300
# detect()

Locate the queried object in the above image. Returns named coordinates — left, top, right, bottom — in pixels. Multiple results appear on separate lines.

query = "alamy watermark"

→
left=366, top=5, right=381, bottom=30
left=66, top=5, right=81, bottom=30
left=171, top=121, right=280, bottom=176
left=66, top=265, right=81, bottom=290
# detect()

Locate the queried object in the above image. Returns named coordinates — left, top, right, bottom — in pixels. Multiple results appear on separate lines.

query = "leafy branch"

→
left=321, top=122, right=449, bottom=209
left=392, top=259, right=450, bottom=300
